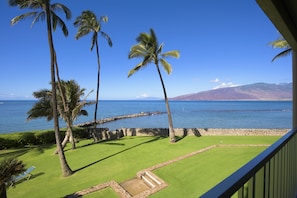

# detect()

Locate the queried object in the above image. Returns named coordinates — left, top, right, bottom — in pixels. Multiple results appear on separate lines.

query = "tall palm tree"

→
left=27, top=80, right=93, bottom=151
left=74, top=10, right=112, bottom=142
left=0, top=158, right=25, bottom=198
left=9, top=0, right=72, bottom=177
left=269, top=36, right=292, bottom=62
left=128, top=28, right=180, bottom=143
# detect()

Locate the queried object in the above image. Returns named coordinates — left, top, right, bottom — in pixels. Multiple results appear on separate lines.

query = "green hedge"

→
left=0, top=127, right=88, bottom=149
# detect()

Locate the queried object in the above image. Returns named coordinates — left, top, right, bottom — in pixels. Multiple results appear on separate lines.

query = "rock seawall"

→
left=120, top=128, right=289, bottom=136
left=94, top=128, right=289, bottom=141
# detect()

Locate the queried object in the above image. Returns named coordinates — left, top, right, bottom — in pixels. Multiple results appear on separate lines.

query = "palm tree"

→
left=128, top=28, right=180, bottom=143
left=27, top=80, right=93, bottom=151
left=269, top=36, right=292, bottom=62
left=9, top=0, right=72, bottom=177
left=0, top=158, right=25, bottom=198
left=74, top=10, right=112, bottom=142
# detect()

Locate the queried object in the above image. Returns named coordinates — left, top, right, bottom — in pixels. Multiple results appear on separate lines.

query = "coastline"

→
left=94, top=128, right=290, bottom=141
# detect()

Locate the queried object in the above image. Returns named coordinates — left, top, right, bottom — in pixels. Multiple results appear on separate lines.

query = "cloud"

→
left=212, top=82, right=239, bottom=89
left=210, top=78, right=220, bottom=83
left=136, top=93, right=149, bottom=98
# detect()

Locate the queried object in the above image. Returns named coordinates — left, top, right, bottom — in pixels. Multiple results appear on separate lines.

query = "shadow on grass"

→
left=73, top=136, right=163, bottom=173
left=12, top=172, right=45, bottom=188
left=64, top=139, right=125, bottom=153
left=0, top=148, right=31, bottom=159
left=175, top=128, right=202, bottom=142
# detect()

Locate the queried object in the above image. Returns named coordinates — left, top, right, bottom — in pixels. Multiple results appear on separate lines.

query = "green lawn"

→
left=1, top=135, right=281, bottom=197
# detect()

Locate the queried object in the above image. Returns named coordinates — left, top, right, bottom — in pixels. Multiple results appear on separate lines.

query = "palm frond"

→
left=100, top=31, right=113, bottom=47
left=271, top=48, right=292, bottom=62
left=9, top=0, right=42, bottom=9
left=27, top=99, right=53, bottom=121
left=160, top=58, right=172, bottom=74
left=161, top=50, right=180, bottom=58
left=0, top=158, right=25, bottom=186
left=30, top=12, right=45, bottom=27
left=269, top=37, right=290, bottom=49
left=128, top=44, right=148, bottom=59
left=156, top=43, right=163, bottom=54
left=32, top=89, right=51, bottom=99
left=51, top=12, right=69, bottom=36
left=74, top=28, right=92, bottom=40
left=149, top=28, right=158, bottom=49
left=11, top=12, right=38, bottom=25
left=51, top=3, right=72, bottom=20
left=100, top=16, right=108, bottom=23
left=128, top=63, right=144, bottom=77
left=136, top=32, right=150, bottom=44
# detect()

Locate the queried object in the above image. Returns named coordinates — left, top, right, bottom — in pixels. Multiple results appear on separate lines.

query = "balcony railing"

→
left=200, top=128, right=297, bottom=198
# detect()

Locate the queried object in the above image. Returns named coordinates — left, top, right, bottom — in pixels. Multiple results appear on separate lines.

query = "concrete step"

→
left=141, top=171, right=162, bottom=188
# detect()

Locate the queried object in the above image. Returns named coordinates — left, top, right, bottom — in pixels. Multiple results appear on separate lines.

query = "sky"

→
left=0, top=0, right=292, bottom=100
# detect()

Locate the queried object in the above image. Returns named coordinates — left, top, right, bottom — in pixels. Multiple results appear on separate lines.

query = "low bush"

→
left=0, top=127, right=88, bottom=149
left=34, top=130, right=56, bottom=145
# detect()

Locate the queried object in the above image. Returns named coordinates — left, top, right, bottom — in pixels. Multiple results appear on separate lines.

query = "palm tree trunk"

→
left=0, top=183, right=7, bottom=198
left=54, top=124, right=75, bottom=154
left=155, top=63, right=176, bottom=143
left=45, top=2, right=72, bottom=177
left=92, top=41, right=101, bottom=142
left=54, top=130, right=69, bottom=154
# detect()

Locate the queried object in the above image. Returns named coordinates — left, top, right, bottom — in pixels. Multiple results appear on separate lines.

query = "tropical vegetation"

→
left=74, top=10, right=113, bottom=142
left=27, top=80, right=93, bottom=151
left=9, top=0, right=73, bottom=176
left=0, top=158, right=25, bottom=198
left=128, top=28, right=180, bottom=143
left=269, top=35, right=292, bottom=62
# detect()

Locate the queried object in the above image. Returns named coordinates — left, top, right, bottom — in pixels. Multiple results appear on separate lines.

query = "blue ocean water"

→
left=0, top=100, right=292, bottom=134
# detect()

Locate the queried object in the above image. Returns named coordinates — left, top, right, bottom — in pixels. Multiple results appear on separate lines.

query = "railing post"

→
left=293, top=51, right=297, bottom=128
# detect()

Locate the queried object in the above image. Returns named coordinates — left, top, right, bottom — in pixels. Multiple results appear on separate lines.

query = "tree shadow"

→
left=73, top=136, right=163, bottom=173
left=0, top=148, right=31, bottom=159
left=11, top=172, right=45, bottom=187
left=64, top=139, right=126, bottom=153
left=175, top=128, right=202, bottom=142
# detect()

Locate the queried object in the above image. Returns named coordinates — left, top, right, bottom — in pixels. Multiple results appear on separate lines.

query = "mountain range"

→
left=170, top=82, right=292, bottom=100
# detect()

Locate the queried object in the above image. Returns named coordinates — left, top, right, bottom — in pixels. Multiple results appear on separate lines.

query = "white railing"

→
left=201, top=128, right=297, bottom=198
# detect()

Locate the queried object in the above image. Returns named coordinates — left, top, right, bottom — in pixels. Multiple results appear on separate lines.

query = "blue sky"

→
left=0, top=0, right=292, bottom=100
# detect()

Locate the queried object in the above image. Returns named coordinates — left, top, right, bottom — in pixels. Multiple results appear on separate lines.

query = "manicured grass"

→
left=1, top=135, right=281, bottom=197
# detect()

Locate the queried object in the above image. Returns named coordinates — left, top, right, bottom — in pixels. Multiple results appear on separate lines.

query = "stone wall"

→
left=120, top=128, right=289, bottom=136
left=95, top=128, right=289, bottom=141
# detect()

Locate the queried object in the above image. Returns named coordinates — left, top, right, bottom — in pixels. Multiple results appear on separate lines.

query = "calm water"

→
left=0, top=100, right=292, bottom=134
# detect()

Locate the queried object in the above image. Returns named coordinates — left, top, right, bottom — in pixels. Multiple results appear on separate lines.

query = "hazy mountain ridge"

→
left=171, top=82, right=292, bottom=100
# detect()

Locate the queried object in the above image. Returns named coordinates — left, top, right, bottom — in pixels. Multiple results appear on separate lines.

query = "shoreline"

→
left=92, top=128, right=290, bottom=141
left=118, top=128, right=289, bottom=137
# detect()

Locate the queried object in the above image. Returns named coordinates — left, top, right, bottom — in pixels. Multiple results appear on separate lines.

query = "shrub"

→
left=72, top=127, right=88, bottom=139
left=18, top=132, right=38, bottom=146
left=0, top=137, right=18, bottom=149
left=35, top=130, right=56, bottom=145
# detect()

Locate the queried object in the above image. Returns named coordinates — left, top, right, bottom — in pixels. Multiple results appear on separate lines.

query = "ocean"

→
left=0, top=100, right=292, bottom=134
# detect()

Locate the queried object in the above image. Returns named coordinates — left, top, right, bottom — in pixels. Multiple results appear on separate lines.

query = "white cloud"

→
left=210, top=78, right=220, bottom=83
left=212, top=82, right=239, bottom=89
left=136, top=93, right=149, bottom=98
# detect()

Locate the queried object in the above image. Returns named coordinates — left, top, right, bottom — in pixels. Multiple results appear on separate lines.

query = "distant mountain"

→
left=171, top=82, right=292, bottom=100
